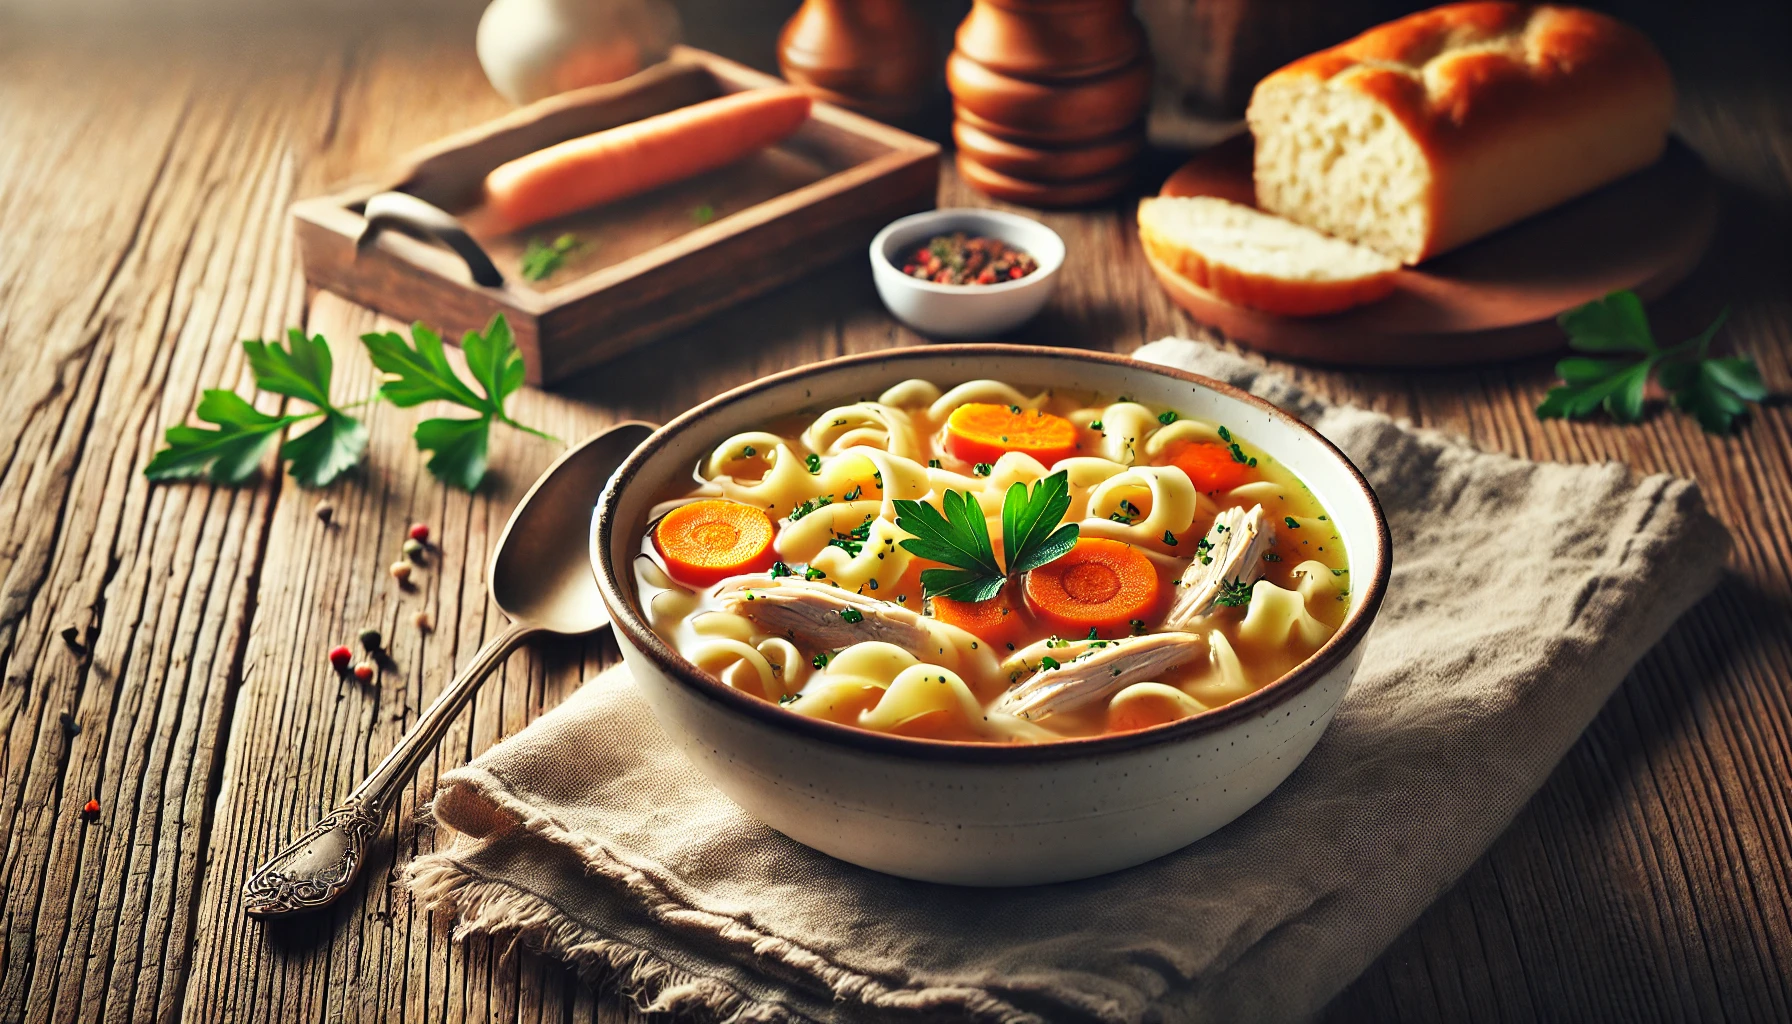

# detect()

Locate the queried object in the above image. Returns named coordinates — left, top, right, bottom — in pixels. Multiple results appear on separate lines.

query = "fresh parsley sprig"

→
left=1537, top=291, right=1765, bottom=434
left=893, top=471, right=1078, bottom=603
left=361, top=314, right=559, bottom=490
left=145, top=329, right=369, bottom=486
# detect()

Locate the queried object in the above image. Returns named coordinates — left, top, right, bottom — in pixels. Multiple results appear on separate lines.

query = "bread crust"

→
left=1249, top=2, right=1675, bottom=262
left=1138, top=224, right=1397, bottom=318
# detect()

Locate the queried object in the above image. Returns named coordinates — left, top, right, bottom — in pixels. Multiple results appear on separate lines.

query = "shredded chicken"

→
left=996, top=632, right=1207, bottom=721
left=716, top=575, right=934, bottom=654
left=1162, top=504, right=1275, bottom=630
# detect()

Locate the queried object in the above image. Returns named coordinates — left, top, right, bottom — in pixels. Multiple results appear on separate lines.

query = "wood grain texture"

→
left=0, top=0, right=1786, bottom=1020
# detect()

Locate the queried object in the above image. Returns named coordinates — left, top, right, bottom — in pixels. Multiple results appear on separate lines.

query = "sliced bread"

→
left=1137, top=196, right=1399, bottom=316
left=1247, top=3, right=1673, bottom=264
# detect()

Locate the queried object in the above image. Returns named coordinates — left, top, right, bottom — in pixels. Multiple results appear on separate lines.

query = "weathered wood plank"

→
left=0, top=1, right=1788, bottom=1021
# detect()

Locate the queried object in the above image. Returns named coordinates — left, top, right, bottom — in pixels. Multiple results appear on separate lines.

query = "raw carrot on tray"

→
left=1023, top=537, right=1159, bottom=637
left=484, top=86, right=813, bottom=232
left=654, top=499, right=778, bottom=587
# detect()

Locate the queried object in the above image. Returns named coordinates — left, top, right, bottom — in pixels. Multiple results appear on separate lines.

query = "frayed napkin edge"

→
left=412, top=766, right=1060, bottom=1024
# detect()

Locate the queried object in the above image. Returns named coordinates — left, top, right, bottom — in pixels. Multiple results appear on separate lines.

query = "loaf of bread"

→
left=1138, top=196, right=1399, bottom=316
left=1247, top=2, right=1674, bottom=265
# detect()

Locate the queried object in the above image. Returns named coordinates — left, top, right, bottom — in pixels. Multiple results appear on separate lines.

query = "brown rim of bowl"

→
left=593, top=344, right=1391, bottom=764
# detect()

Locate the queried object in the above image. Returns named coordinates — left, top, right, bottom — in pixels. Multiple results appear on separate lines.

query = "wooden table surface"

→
left=2, top=2, right=1788, bottom=1020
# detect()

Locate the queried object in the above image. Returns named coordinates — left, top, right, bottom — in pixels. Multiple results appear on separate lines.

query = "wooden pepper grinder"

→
left=778, top=0, right=933, bottom=122
left=948, top=0, right=1152, bottom=206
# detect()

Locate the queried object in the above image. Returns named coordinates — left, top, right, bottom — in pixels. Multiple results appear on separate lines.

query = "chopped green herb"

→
left=828, top=515, right=874, bottom=556
left=928, top=458, right=941, bottom=469
left=1284, top=516, right=1300, bottom=529
left=1158, top=410, right=1179, bottom=425
left=1039, top=656, right=1061, bottom=671
left=805, top=453, right=822, bottom=474
left=519, top=233, right=581, bottom=281
left=691, top=203, right=716, bottom=225
left=741, top=445, right=756, bottom=457
left=770, top=561, right=793, bottom=578
left=1218, top=426, right=1232, bottom=442
left=778, top=692, right=801, bottom=705
left=1263, top=552, right=1282, bottom=563
left=1129, top=618, right=1146, bottom=634
left=843, top=485, right=862, bottom=501
left=804, top=566, right=827, bottom=581
left=789, top=494, right=834, bottom=521
left=1163, top=529, right=1178, bottom=546
left=811, top=652, right=830, bottom=669
left=1332, top=568, right=1348, bottom=577
left=973, top=463, right=993, bottom=477
left=1215, top=578, right=1253, bottom=608
left=839, top=608, right=864, bottom=624
left=1088, top=420, right=1103, bottom=430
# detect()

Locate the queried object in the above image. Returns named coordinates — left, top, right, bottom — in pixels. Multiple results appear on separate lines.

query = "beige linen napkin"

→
left=410, top=339, right=1728, bottom=1023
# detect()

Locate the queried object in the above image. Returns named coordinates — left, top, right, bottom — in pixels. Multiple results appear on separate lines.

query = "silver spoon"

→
left=243, top=420, right=655, bottom=919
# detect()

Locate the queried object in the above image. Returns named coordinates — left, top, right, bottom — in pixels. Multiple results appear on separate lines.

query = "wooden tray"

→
left=1148, top=135, right=1719, bottom=366
left=293, top=47, right=939, bottom=384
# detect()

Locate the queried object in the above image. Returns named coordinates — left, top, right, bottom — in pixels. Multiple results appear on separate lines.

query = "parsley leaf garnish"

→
left=146, top=329, right=368, bottom=487
left=1537, top=291, right=1764, bottom=433
left=893, top=470, right=1078, bottom=603
left=361, top=314, right=557, bottom=489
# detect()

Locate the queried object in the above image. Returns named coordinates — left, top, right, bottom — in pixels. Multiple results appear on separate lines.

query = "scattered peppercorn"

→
left=390, top=561, right=413, bottom=583
left=409, top=523, right=430, bottom=543
left=81, top=798, right=100, bottom=822
left=359, top=628, right=382, bottom=652
left=329, top=645, right=353, bottom=671
left=413, top=610, right=434, bottom=632
left=315, top=500, right=334, bottom=524
left=353, top=662, right=375, bottom=682
left=901, top=232, right=1039, bottom=286
left=403, top=538, right=425, bottom=560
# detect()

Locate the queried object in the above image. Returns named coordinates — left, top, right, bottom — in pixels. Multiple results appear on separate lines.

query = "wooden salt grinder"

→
left=948, top=0, right=1152, bottom=206
left=778, top=0, right=933, bottom=121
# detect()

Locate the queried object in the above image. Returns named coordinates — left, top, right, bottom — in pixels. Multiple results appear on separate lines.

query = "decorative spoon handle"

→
left=242, top=621, right=535, bottom=918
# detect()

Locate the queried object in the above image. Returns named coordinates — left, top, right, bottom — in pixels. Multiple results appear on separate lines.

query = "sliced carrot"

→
left=944, top=404, right=1079, bottom=467
left=932, top=583, right=1028, bottom=651
left=484, top=87, right=812, bottom=232
left=1023, top=537, right=1160, bottom=636
left=653, top=499, right=777, bottom=587
left=1166, top=441, right=1254, bottom=493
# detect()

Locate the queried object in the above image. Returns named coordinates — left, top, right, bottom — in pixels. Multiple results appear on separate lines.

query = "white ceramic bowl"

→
left=869, top=209, right=1065, bottom=338
left=592, top=346, right=1390, bottom=886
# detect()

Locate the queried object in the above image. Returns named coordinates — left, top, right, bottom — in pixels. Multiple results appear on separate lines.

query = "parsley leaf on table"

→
left=1658, top=310, right=1768, bottom=434
left=893, top=471, right=1079, bottom=603
left=1537, top=291, right=1765, bottom=433
left=360, top=313, right=557, bottom=490
left=146, top=329, right=367, bottom=486
left=144, top=391, right=304, bottom=484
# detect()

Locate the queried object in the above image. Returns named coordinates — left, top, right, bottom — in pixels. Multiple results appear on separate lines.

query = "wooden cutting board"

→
left=1147, top=135, right=1719, bottom=366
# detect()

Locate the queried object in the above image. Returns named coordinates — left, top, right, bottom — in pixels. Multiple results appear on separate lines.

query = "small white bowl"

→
left=869, top=209, right=1065, bottom=338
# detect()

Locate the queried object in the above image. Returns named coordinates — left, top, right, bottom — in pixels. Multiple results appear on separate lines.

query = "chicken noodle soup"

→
left=634, top=379, right=1350, bottom=742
